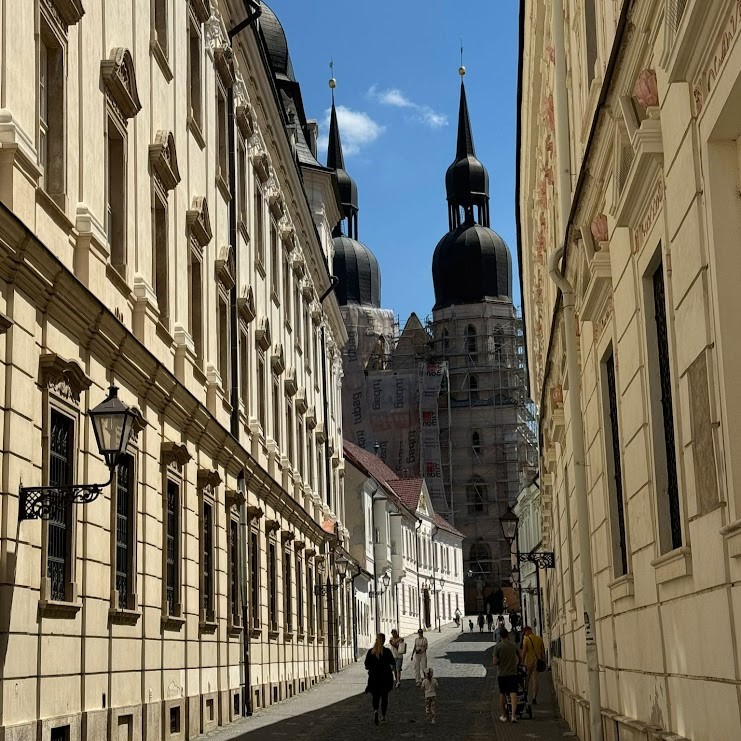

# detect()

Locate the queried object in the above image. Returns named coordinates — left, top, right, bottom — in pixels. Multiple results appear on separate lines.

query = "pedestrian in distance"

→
left=420, top=667, right=439, bottom=724
left=521, top=626, right=546, bottom=704
left=494, top=615, right=505, bottom=643
left=364, top=633, right=396, bottom=726
left=492, top=627, right=523, bottom=723
left=413, top=628, right=429, bottom=685
left=477, top=612, right=485, bottom=632
left=468, top=618, right=474, bottom=632
left=486, top=611, right=494, bottom=632
left=389, top=629, right=406, bottom=688
left=454, top=607, right=462, bottom=629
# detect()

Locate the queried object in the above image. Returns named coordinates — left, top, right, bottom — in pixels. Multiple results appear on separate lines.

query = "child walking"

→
left=421, top=668, right=439, bottom=724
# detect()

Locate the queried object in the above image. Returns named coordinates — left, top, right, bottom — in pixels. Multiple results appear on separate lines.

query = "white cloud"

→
left=368, top=85, right=448, bottom=129
left=317, top=105, right=385, bottom=157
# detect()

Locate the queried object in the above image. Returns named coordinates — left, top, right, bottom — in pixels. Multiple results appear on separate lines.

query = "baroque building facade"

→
left=519, top=1, right=741, bottom=739
left=0, top=2, right=353, bottom=740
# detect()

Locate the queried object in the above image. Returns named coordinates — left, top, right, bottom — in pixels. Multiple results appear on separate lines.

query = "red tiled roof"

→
left=343, top=440, right=399, bottom=487
left=433, top=513, right=465, bottom=539
left=387, top=478, right=423, bottom=510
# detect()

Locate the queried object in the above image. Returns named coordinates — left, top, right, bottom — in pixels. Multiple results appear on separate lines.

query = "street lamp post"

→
left=437, top=575, right=446, bottom=632
left=20, top=386, right=138, bottom=520
left=500, top=506, right=522, bottom=630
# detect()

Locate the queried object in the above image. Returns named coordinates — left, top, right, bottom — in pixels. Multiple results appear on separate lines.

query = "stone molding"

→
left=38, top=352, right=92, bottom=404
left=149, top=131, right=181, bottom=191
left=101, top=48, right=142, bottom=120
left=161, top=441, right=191, bottom=469
left=186, top=196, right=213, bottom=247
left=237, top=285, right=256, bottom=324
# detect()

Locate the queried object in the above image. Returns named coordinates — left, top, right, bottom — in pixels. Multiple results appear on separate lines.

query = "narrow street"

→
left=198, top=628, right=571, bottom=741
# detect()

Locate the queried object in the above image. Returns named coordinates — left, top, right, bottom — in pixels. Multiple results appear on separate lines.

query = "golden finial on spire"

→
left=459, top=38, right=466, bottom=77
left=329, top=59, right=337, bottom=90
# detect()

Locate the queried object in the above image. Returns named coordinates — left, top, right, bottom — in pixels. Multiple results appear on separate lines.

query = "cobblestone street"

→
left=198, top=628, right=572, bottom=741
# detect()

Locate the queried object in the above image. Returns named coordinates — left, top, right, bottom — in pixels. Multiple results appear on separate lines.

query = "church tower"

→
left=431, top=71, right=535, bottom=615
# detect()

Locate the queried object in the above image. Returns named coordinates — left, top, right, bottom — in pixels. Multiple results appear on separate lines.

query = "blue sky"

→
left=270, top=1, right=521, bottom=324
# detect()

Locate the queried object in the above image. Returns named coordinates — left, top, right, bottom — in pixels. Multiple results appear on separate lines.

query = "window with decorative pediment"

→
left=257, top=350, right=266, bottom=427
left=161, top=442, right=190, bottom=625
left=283, top=251, right=291, bottom=319
left=270, top=221, right=280, bottom=300
left=306, top=556, right=315, bottom=636
left=153, top=0, right=168, bottom=62
left=268, top=539, right=278, bottom=632
left=254, top=179, right=265, bottom=269
left=284, top=544, right=293, bottom=634
left=250, top=527, right=260, bottom=630
left=238, top=136, right=247, bottom=232
left=37, top=354, right=91, bottom=609
left=295, top=551, right=304, bottom=635
left=584, top=0, right=598, bottom=86
left=102, top=48, right=141, bottom=274
left=187, top=4, right=204, bottom=141
left=272, top=373, right=281, bottom=446
left=198, top=470, right=221, bottom=629
left=216, top=86, right=229, bottom=196
left=286, top=401, right=294, bottom=463
left=186, top=196, right=212, bottom=367
left=239, top=322, right=250, bottom=414
left=216, top=245, right=233, bottom=391
left=226, top=490, right=242, bottom=630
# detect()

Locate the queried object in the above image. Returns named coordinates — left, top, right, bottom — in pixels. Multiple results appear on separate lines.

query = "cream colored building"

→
left=0, top=2, right=352, bottom=740
left=519, top=1, right=741, bottom=740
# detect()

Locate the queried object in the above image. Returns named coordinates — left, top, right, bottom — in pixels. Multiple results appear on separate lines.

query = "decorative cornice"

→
left=294, top=541, right=305, bottom=551
left=149, top=131, right=181, bottom=191
left=189, top=0, right=210, bottom=25
left=295, top=388, right=308, bottom=415
left=161, top=441, right=191, bottom=469
left=271, top=343, right=285, bottom=375
left=214, top=47, right=236, bottom=88
left=265, top=519, right=281, bottom=534
left=215, top=245, right=235, bottom=289
left=0, top=311, right=11, bottom=333
left=46, top=0, right=85, bottom=27
left=247, top=505, right=264, bottom=521
left=101, top=48, right=142, bottom=120
left=225, top=488, right=245, bottom=509
left=197, top=468, right=222, bottom=491
left=186, top=196, right=212, bottom=247
left=255, top=316, right=271, bottom=351
left=281, top=530, right=295, bottom=543
left=38, top=352, right=92, bottom=404
left=306, top=408, right=317, bottom=430
left=284, top=367, right=297, bottom=397
left=237, top=285, right=256, bottom=324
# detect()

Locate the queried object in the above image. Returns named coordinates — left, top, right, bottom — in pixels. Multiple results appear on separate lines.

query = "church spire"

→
left=445, top=66, right=490, bottom=230
left=325, top=70, right=359, bottom=239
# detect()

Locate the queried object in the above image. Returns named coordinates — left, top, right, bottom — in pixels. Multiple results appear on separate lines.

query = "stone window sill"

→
left=250, top=626, right=262, bottom=638
left=720, top=518, right=741, bottom=558
left=284, top=631, right=294, bottom=641
left=238, top=220, right=250, bottom=245
left=255, top=257, right=266, bottom=278
left=39, top=599, right=82, bottom=617
left=150, top=39, right=173, bottom=82
left=268, top=629, right=280, bottom=640
left=607, top=573, right=634, bottom=603
left=651, top=545, right=692, bottom=585
left=228, top=621, right=243, bottom=635
left=200, top=620, right=218, bottom=634
left=188, top=115, right=206, bottom=150
left=162, top=613, right=186, bottom=631
left=109, top=607, right=141, bottom=624
left=216, top=173, right=232, bottom=202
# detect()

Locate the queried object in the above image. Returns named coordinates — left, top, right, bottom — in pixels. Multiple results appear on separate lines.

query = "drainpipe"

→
left=551, top=0, right=572, bottom=231
left=237, top=469, right=252, bottom=715
left=548, top=246, right=603, bottom=741
left=319, top=277, right=339, bottom=513
left=414, top=518, right=423, bottom=630
left=431, top=524, right=440, bottom=632
left=350, top=563, right=361, bottom=661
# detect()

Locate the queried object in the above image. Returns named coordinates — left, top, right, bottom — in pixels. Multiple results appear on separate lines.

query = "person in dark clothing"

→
left=364, top=633, right=396, bottom=725
left=477, top=613, right=485, bottom=632
left=486, top=612, right=494, bottom=632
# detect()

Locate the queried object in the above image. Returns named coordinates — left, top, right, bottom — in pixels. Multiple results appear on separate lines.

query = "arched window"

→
left=466, top=477, right=487, bottom=515
left=465, top=324, right=477, bottom=354
left=469, top=542, right=491, bottom=573
left=469, top=374, right=479, bottom=403
left=441, top=328, right=449, bottom=354
left=472, top=431, right=481, bottom=455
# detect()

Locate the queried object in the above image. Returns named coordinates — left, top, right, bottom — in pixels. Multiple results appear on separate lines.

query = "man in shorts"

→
left=389, top=629, right=404, bottom=688
left=492, top=627, right=522, bottom=723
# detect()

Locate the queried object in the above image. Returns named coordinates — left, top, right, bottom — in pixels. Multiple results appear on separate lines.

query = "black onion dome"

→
left=432, top=222, right=512, bottom=309
left=333, top=235, right=381, bottom=308
left=260, top=3, right=296, bottom=81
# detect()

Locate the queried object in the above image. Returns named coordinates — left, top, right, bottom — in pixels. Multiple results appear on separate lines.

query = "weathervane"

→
left=329, top=58, right=336, bottom=98
left=459, top=38, right=466, bottom=77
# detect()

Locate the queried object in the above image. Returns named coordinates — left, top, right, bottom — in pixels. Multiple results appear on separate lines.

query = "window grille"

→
left=166, top=480, right=179, bottom=614
left=203, top=502, right=213, bottom=615
left=229, top=520, right=239, bottom=623
left=48, top=411, right=72, bottom=601
left=250, top=530, right=260, bottom=628
left=115, top=454, right=133, bottom=606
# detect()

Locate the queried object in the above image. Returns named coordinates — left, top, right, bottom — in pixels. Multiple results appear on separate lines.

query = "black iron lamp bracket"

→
left=20, top=472, right=114, bottom=521
left=518, top=551, right=556, bottom=569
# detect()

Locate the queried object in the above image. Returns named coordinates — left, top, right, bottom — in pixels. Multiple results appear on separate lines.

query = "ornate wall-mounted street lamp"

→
left=314, top=554, right=351, bottom=597
left=20, top=386, right=137, bottom=520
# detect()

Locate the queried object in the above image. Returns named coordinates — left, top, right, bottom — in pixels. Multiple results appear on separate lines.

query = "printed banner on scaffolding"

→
left=419, top=361, right=447, bottom=511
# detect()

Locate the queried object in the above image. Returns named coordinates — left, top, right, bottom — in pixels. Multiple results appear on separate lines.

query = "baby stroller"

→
left=505, top=665, right=533, bottom=720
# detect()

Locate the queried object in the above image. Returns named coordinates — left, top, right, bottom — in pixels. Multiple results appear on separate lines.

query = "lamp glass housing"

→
left=335, top=555, right=348, bottom=580
left=89, top=386, right=136, bottom=469
left=381, top=572, right=391, bottom=589
left=499, top=506, right=519, bottom=545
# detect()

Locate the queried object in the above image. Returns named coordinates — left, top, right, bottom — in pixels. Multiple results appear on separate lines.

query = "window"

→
left=154, top=0, right=168, bottom=56
left=114, top=453, right=136, bottom=609
left=218, top=292, right=229, bottom=387
left=272, top=375, right=281, bottom=445
left=188, top=17, right=202, bottom=130
left=441, top=328, right=449, bottom=354
left=106, top=119, right=126, bottom=268
left=307, top=561, right=314, bottom=635
left=297, top=420, right=305, bottom=479
left=270, top=223, right=279, bottom=298
left=188, top=246, right=203, bottom=361
left=268, top=541, right=278, bottom=630
left=257, top=351, right=266, bottom=427
left=38, top=17, right=65, bottom=201
left=250, top=529, right=260, bottom=628
left=472, top=431, right=481, bottom=455
left=47, top=410, right=74, bottom=602
left=307, top=434, right=314, bottom=491
left=283, top=253, right=291, bottom=315
left=153, top=195, right=169, bottom=327
left=165, top=479, right=180, bottom=615
left=649, top=259, right=682, bottom=551
left=465, top=324, right=477, bottom=354
left=468, top=374, right=479, bottom=403
left=303, top=306, right=311, bottom=359
left=254, top=181, right=264, bottom=266
left=216, top=87, right=228, bottom=187
left=469, top=542, right=491, bottom=573
left=50, top=727, right=70, bottom=741
left=286, top=403, right=294, bottom=463
left=584, top=0, right=598, bottom=85
left=229, top=518, right=240, bottom=626
left=240, top=325, right=249, bottom=411
left=604, top=349, right=628, bottom=577
left=296, top=555, right=304, bottom=634
left=284, top=549, right=292, bottom=633
left=201, top=500, right=215, bottom=621
left=466, top=477, right=487, bottom=515
left=294, top=284, right=302, bottom=346
left=238, top=137, right=247, bottom=227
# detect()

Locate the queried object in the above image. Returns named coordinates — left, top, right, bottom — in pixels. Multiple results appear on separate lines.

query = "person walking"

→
left=389, top=629, right=405, bottom=688
left=364, top=633, right=396, bottom=725
left=477, top=613, right=485, bottom=632
left=454, top=607, right=462, bottom=630
left=521, top=626, right=546, bottom=704
left=492, top=627, right=522, bottom=723
left=413, top=628, right=429, bottom=685
left=494, top=615, right=505, bottom=643
left=420, top=667, right=439, bottom=724
left=486, top=611, right=494, bottom=632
